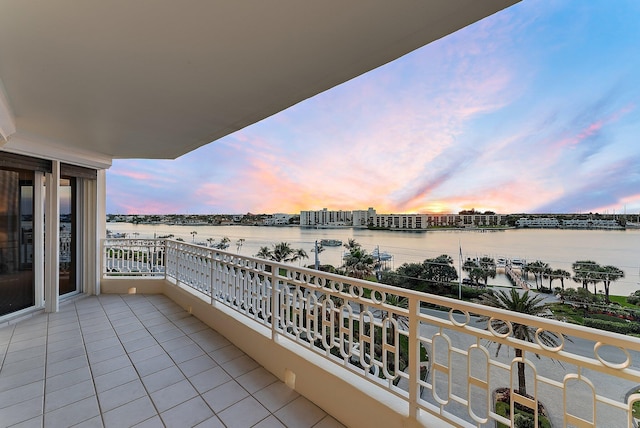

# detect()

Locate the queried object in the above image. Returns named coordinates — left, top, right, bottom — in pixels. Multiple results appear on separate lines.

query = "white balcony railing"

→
left=104, top=238, right=166, bottom=275
left=103, top=239, right=640, bottom=427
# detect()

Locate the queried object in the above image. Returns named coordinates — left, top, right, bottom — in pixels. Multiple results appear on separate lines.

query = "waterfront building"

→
left=263, top=213, right=293, bottom=226
left=372, top=213, right=429, bottom=229
left=351, top=207, right=377, bottom=227
left=515, top=216, right=623, bottom=229
left=300, top=208, right=352, bottom=227
left=516, top=217, right=561, bottom=228
left=562, top=218, right=622, bottom=229
left=306, top=207, right=504, bottom=229
left=425, top=213, right=504, bottom=227
left=2, top=3, right=639, bottom=428
left=372, top=212, right=504, bottom=229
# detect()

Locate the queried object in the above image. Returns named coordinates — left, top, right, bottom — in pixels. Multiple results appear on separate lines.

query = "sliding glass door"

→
left=0, top=169, right=35, bottom=316
left=59, top=176, right=77, bottom=296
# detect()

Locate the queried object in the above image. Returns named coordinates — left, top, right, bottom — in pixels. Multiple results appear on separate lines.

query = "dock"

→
left=505, top=263, right=531, bottom=290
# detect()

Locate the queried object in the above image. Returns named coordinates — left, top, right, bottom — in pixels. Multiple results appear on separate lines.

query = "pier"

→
left=505, top=263, right=531, bottom=290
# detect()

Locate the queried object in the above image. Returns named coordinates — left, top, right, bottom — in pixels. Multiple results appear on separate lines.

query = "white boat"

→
left=371, top=248, right=393, bottom=261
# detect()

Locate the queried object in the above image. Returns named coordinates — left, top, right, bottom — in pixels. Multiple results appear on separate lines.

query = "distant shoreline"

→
left=108, top=221, right=636, bottom=232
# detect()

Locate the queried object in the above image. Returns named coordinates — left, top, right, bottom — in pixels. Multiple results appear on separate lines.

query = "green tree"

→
left=422, top=254, right=458, bottom=287
left=343, top=238, right=362, bottom=251
left=381, top=255, right=457, bottom=293
left=255, top=246, right=271, bottom=259
left=214, top=236, right=230, bottom=250
left=384, top=262, right=428, bottom=290
left=527, top=260, right=549, bottom=289
left=462, top=259, right=483, bottom=284
left=548, top=268, right=571, bottom=290
left=599, top=265, right=624, bottom=304
left=476, top=289, right=563, bottom=397
left=559, top=287, right=600, bottom=305
left=254, top=242, right=309, bottom=263
left=342, top=247, right=376, bottom=280
left=572, top=260, right=600, bottom=294
left=295, top=248, right=309, bottom=265
left=463, top=257, right=496, bottom=285
left=381, top=294, right=410, bottom=379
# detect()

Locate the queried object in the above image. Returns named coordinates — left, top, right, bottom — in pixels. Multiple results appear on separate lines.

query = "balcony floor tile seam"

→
left=82, top=294, right=214, bottom=423
left=78, top=297, right=157, bottom=427
left=69, top=298, right=126, bottom=428
left=2, top=294, right=341, bottom=428
left=0, top=324, right=17, bottom=372
left=40, top=301, right=87, bottom=426
left=116, top=295, right=263, bottom=421
left=101, top=299, right=220, bottom=424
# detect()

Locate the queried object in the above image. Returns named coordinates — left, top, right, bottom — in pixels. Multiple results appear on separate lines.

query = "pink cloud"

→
left=554, top=104, right=635, bottom=150
left=110, top=170, right=154, bottom=181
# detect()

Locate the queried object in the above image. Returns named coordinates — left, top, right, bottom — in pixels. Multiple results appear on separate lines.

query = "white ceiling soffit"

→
left=0, top=1, right=518, bottom=160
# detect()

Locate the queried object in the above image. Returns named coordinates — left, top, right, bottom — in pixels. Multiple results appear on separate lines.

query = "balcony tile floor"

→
left=0, top=294, right=345, bottom=428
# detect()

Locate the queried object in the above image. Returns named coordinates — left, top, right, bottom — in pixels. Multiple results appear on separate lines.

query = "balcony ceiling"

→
left=0, top=1, right=517, bottom=160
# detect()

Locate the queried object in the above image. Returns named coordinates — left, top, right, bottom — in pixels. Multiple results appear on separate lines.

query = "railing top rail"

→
left=164, top=240, right=640, bottom=351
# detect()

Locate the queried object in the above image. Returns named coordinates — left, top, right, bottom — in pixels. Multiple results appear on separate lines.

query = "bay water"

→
left=107, top=223, right=640, bottom=296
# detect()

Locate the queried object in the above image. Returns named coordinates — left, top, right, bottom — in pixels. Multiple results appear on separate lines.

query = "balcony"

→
left=98, top=239, right=640, bottom=427
left=3, top=238, right=640, bottom=427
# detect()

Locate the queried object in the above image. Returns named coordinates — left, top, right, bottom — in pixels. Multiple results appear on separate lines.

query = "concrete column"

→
left=33, top=171, right=45, bottom=308
left=44, top=161, right=60, bottom=313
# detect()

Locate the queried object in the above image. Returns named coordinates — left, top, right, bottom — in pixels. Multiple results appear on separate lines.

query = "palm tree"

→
left=383, top=294, right=409, bottom=330
left=214, top=236, right=230, bottom=250
left=543, top=269, right=555, bottom=289
left=547, top=268, right=571, bottom=290
left=342, top=247, right=376, bottom=280
left=312, top=242, right=325, bottom=254
left=527, top=260, right=549, bottom=289
left=462, top=257, right=496, bottom=286
left=255, top=246, right=271, bottom=259
left=599, top=265, right=624, bottom=304
left=296, top=248, right=309, bottom=265
left=476, top=289, right=563, bottom=397
left=254, top=242, right=309, bottom=264
left=572, top=260, right=600, bottom=294
left=190, top=230, right=197, bottom=242
left=478, top=256, right=497, bottom=285
left=380, top=294, right=411, bottom=381
left=462, top=259, right=483, bottom=284
left=343, top=238, right=361, bottom=251
left=236, top=238, right=245, bottom=253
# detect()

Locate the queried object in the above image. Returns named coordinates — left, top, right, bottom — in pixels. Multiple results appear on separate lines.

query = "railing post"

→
left=270, top=261, right=278, bottom=341
left=408, top=294, right=420, bottom=421
left=162, top=239, right=169, bottom=281
left=209, top=253, right=215, bottom=305
left=175, top=241, right=181, bottom=285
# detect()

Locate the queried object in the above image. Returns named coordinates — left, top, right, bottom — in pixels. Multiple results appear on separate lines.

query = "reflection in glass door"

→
left=0, top=170, right=35, bottom=316
left=59, top=177, right=76, bottom=295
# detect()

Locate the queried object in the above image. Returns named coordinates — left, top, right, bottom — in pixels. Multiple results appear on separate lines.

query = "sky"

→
left=106, top=0, right=640, bottom=216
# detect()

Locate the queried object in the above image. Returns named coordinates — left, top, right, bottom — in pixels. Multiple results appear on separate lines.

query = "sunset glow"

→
left=107, top=0, right=640, bottom=215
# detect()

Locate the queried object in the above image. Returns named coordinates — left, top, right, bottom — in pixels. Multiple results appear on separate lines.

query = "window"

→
left=0, top=169, right=35, bottom=316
